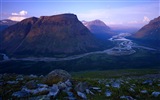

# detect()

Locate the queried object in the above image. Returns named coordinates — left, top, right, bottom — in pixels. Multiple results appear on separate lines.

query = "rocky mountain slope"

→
left=133, top=16, right=160, bottom=48
left=0, top=14, right=106, bottom=57
left=82, top=20, right=113, bottom=39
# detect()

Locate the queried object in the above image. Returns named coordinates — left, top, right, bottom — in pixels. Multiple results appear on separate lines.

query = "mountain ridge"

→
left=0, top=13, right=107, bottom=57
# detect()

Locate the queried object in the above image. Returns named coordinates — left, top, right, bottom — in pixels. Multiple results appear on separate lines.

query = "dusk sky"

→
left=1, top=0, right=159, bottom=27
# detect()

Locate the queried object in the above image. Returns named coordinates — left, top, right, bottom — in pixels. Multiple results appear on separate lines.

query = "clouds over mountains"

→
left=8, top=10, right=28, bottom=21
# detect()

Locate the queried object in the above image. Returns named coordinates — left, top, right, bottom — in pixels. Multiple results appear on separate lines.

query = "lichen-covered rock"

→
left=43, top=69, right=71, bottom=85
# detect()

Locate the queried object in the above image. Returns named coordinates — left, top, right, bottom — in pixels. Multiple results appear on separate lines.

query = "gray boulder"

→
left=43, top=69, right=71, bottom=85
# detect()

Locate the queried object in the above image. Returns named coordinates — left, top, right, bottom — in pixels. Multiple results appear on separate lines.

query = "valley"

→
left=0, top=33, right=157, bottom=62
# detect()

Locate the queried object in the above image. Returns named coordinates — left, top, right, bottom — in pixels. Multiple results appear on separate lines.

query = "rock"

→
left=7, top=81, right=18, bottom=85
left=140, top=90, right=148, bottom=94
left=105, top=84, right=110, bottom=87
left=28, top=74, right=38, bottom=79
left=86, top=89, right=94, bottom=95
left=111, top=82, right=120, bottom=88
left=129, top=88, right=135, bottom=92
left=92, top=87, right=101, bottom=90
left=75, top=82, right=89, bottom=93
left=151, top=91, right=160, bottom=97
left=29, top=95, right=50, bottom=100
left=65, top=79, right=72, bottom=87
left=39, top=75, right=44, bottom=78
left=12, top=91, right=30, bottom=98
left=25, top=80, right=38, bottom=89
left=43, top=69, right=71, bottom=85
left=120, top=95, right=134, bottom=100
left=63, top=97, right=77, bottom=100
left=37, top=83, right=48, bottom=88
left=16, top=75, right=24, bottom=81
left=77, top=91, right=87, bottom=100
left=157, top=84, right=160, bottom=86
left=22, top=87, right=49, bottom=95
left=105, top=90, right=112, bottom=97
left=142, top=80, right=153, bottom=85
left=57, top=81, right=67, bottom=90
left=48, top=84, right=59, bottom=97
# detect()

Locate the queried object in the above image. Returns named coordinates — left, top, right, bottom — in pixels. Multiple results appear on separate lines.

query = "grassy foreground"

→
left=0, top=69, right=160, bottom=100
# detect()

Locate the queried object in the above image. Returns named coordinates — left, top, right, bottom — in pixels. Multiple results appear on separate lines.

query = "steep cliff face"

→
left=0, top=14, right=105, bottom=57
left=133, top=16, right=160, bottom=48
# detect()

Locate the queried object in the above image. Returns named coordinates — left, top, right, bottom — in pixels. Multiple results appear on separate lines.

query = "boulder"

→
left=43, top=69, right=71, bottom=85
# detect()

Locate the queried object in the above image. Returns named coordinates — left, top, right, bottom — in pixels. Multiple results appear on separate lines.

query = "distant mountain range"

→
left=0, top=19, right=17, bottom=31
left=133, top=16, right=160, bottom=49
left=0, top=14, right=108, bottom=57
left=82, top=20, right=113, bottom=40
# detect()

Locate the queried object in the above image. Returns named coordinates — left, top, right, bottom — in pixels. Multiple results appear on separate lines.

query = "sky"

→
left=0, top=0, right=159, bottom=28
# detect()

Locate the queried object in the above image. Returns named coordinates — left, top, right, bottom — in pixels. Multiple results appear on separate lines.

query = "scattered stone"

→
left=16, top=75, right=24, bottom=81
left=140, top=90, right=148, bottom=94
left=25, top=80, right=38, bottom=89
left=22, top=87, right=49, bottom=95
left=151, top=91, right=160, bottom=97
left=12, top=91, right=30, bottom=98
left=120, top=95, right=134, bottom=100
left=7, top=81, right=18, bottom=85
left=37, top=83, right=48, bottom=88
left=65, top=79, right=72, bottom=87
left=92, top=87, right=101, bottom=92
left=129, top=88, right=135, bottom=92
left=77, top=91, right=87, bottom=100
left=29, top=95, right=50, bottom=100
left=86, top=89, right=94, bottom=95
left=57, top=81, right=67, bottom=90
left=105, top=90, right=112, bottom=97
left=111, top=82, right=120, bottom=88
left=43, top=69, right=71, bottom=85
left=75, top=82, right=89, bottom=93
left=105, top=84, right=110, bottom=87
left=142, top=80, right=153, bottom=85
left=29, top=74, right=38, bottom=79
left=48, top=84, right=59, bottom=97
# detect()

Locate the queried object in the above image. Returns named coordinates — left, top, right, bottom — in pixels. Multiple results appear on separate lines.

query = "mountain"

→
left=0, top=19, right=17, bottom=31
left=0, top=14, right=107, bottom=57
left=133, top=16, right=160, bottom=48
left=82, top=20, right=113, bottom=40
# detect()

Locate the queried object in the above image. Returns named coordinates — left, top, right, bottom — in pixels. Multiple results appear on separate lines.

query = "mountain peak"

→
left=0, top=13, right=105, bottom=57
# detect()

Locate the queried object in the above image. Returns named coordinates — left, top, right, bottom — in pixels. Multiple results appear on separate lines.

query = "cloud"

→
left=11, top=10, right=28, bottom=16
left=143, top=16, right=150, bottom=22
left=9, top=10, right=28, bottom=21
left=8, top=16, right=26, bottom=21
